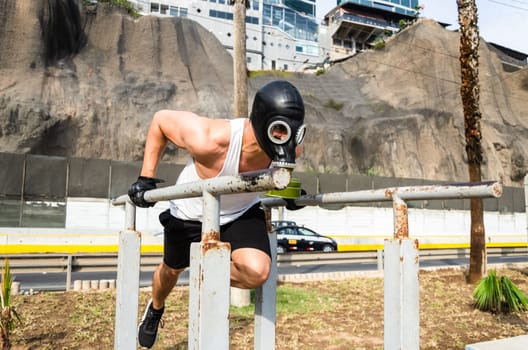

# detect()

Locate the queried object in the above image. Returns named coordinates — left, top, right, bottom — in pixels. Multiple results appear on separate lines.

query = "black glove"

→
left=285, top=189, right=307, bottom=211
left=128, top=176, right=164, bottom=208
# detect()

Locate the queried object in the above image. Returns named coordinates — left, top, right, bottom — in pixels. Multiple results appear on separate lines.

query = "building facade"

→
left=322, top=0, right=419, bottom=61
left=127, top=1, right=421, bottom=71
left=129, top=0, right=320, bottom=71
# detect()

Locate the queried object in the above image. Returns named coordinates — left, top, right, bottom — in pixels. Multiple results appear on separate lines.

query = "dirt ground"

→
left=7, top=267, right=528, bottom=349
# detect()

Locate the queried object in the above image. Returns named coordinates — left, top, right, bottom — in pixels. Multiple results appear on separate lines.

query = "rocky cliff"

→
left=1, top=0, right=527, bottom=186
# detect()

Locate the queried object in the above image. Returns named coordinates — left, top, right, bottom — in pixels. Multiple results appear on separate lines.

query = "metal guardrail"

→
left=3, top=247, right=527, bottom=274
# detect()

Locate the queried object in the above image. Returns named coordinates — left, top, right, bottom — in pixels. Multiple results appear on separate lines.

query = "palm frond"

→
left=473, top=269, right=528, bottom=314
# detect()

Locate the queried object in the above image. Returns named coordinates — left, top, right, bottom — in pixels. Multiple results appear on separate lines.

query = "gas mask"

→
left=250, top=80, right=306, bottom=168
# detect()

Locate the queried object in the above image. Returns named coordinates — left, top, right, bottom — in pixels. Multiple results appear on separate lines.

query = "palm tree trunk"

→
left=233, top=0, right=248, bottom=118
left=457, top=0, right=486, bottom=283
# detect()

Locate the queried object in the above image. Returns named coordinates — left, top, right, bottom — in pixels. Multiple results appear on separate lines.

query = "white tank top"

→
left=169, top=118, right=261, bottom=224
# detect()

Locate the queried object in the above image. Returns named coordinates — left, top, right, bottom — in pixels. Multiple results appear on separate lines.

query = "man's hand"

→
left=285, top=189, right=307, bottom=211
left=128, top=176, right=164, bottom=208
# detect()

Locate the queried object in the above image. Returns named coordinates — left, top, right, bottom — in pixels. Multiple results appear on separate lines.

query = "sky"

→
left=316, top=0, right=528, bottom=54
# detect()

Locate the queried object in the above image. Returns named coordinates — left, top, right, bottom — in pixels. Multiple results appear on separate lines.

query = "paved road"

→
left=13, top=254, right=527, bottom=293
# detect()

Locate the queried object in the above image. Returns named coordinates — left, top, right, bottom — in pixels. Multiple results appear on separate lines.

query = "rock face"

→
left=0, top=1, right=527, bottom=186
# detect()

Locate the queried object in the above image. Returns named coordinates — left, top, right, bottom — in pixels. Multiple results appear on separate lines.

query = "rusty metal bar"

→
left=261, top=181, right=502, bottom=208
left=112, top=167, right=291, bottom=206
left=261, top=181, right=502, bottom=350
left=112, top=168, right=291, bottom=350
left=392, top=195, right=409, bottom=239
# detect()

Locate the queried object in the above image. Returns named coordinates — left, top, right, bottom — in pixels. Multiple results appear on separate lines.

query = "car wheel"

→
left=322, top=244, right=334, bottom=252
left=277, top=245, right=286, bottom=254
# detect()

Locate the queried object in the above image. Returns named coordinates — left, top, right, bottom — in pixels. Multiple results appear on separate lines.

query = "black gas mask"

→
left=250, top=80, right=306, bottom=168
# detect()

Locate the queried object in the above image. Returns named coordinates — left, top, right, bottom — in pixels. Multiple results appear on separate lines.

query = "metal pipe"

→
left=112, top=167, right=291, bottom=206
left=201, top=190, right=220, bottom=241
left=261, top=181, right=502, bottom=207
left=392, top=195, right=409, bottom=239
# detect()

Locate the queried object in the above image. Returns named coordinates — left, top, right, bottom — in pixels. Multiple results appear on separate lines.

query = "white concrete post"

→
left=254, top=207, right=278, bottom=350
left=188, top=190, right=231, bottom=350
left=114, top=201, right=141, bottom=350
left=384, top=195, right=420, bottom=350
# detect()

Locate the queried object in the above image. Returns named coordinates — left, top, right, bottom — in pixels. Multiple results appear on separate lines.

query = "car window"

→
left=297, top=227, right=318, bottom=236
left=277, top=227, right=293, bottom=235
left=272, top=221, right=296, bottom=229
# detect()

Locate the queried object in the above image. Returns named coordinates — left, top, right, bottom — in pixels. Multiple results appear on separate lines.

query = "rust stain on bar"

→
left=384, top=188, right=396, bottom=199
left=201, top=241, right=230, bottom=253
left=394, top=202, right=408, bottom=239
left=202, top=230, right=220, bottom=243
left=492, top=182, right=503, bottom=197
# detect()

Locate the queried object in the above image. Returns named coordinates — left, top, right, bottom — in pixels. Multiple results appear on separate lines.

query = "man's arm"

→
left=139, top=110, right=204, bottom=177
left=129, top=110, right=203, bottom=207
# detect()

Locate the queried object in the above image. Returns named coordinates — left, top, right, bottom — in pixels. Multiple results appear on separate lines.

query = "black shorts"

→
left=159, top=203, right=271, bottom=269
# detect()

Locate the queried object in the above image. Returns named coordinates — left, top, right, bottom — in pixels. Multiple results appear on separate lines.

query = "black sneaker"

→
left=138, top=299, right=164, bottom=349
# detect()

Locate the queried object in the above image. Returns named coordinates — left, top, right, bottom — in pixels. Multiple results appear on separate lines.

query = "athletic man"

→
left=128, top=80, right=306, bottom=348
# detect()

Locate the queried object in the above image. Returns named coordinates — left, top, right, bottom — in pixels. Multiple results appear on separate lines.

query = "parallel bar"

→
left=112, top=168, right=291, bottom=206
left=261, top=181, right=502, bottom=207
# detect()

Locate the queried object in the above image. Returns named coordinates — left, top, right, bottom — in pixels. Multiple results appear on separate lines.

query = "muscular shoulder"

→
left=154, top=110, right=230, bottom=156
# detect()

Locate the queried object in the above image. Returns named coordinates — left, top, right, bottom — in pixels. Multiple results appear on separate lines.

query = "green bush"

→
left=1, top=258, right=22, bottom=350
left=473, top=269, right=528, bottom=313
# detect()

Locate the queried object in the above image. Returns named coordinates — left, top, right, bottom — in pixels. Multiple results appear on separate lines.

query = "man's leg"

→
left=151, top=262, right=185, bottom=309
left=138, top=262, right=185, bottom=349
left=230, top=247, right=271, bottom=289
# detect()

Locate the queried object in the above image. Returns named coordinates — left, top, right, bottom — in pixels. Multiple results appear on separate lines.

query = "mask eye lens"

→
left=295, top=125, right=306, bottom=145
left=267, top=120, right=291, bottom=145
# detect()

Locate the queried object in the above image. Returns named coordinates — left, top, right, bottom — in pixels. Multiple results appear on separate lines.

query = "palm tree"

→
left=457, top=0, right=486, bottom=283
left=231, top=0, right=249, bottom=118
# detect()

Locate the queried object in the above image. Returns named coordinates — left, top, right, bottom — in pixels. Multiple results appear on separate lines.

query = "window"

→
left=298, top=228, right=318, bottom=237
left=246, top=16, right=259, bottom=25
left=210, top=9, right=233, bottom=20
left=150, top=2, right=159, bottom=13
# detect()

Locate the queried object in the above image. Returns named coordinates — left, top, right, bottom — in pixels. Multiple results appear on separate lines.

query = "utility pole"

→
left=230, top=0, right=251, bottom=307
left=457, top=0, right=486, bottom=283
left=232, top=0, right=248, bottom=118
